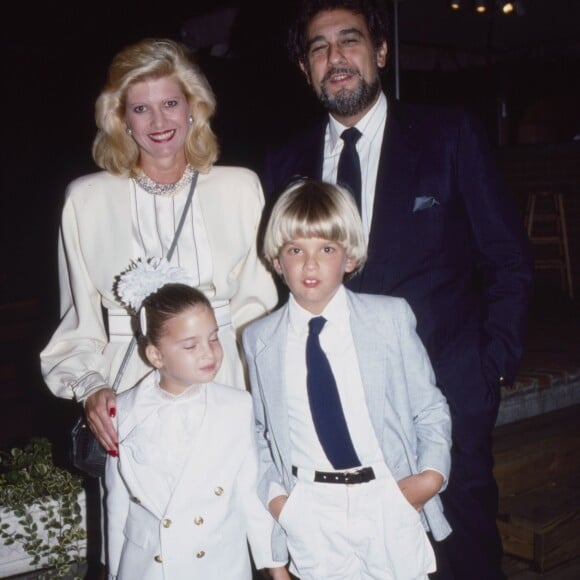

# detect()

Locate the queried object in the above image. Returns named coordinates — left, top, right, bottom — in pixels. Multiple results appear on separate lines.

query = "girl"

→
left=105, top=259, right=288, bottom=580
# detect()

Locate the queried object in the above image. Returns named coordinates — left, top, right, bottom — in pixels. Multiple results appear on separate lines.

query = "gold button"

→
left=194, top=516, right=204, bottom=525
left=162, top=518, right=172, bottom=528
left=214, top=486, right=223, bottom=496
left=154, top=555, right=163, bottom=563
left=196, top=551, right=205, bottom=558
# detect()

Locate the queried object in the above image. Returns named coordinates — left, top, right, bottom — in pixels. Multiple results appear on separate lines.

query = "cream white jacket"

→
left=40, top=166, right=278, bottom=400
left=105, top=373, right=281, bottom=579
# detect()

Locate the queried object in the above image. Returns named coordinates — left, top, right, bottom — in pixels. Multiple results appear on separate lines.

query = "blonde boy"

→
left=242, top=179, right=452, bottom=580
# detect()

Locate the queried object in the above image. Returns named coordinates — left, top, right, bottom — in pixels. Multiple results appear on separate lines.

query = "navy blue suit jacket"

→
left=262, top=102, right=533, bottom=413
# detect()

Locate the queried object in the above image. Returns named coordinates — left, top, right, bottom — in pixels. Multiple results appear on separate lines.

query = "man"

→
left=261, top=1, right=534, bottom=579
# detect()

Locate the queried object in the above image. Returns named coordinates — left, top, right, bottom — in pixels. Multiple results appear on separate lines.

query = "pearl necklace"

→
left=135, top=165, right=195, bottom=197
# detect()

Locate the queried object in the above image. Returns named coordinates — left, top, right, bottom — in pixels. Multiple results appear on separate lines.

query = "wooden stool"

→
left=524, top=192, right=573, bottom=299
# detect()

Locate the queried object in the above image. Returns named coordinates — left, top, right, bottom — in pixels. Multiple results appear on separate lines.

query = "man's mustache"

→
left=322, top=66, right=361, bottom=84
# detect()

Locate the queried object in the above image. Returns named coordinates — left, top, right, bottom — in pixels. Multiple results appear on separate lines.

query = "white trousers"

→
left=279, top=462, right=436, bottom=580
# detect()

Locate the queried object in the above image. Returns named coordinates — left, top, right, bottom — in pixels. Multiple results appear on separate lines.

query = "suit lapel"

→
left=347, top=292, right=389, bottom=440
left=376, top=105, right=422, bottom=237
left=291, top=121, right=326, bottom=182
left=119, top=446, right=166, bottom=518
left=253, top=309, right=292, bottom=473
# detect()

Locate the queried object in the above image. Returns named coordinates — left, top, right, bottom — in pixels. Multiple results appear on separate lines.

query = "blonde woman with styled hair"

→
left=93, top=38, right=218, bottom=177
left=41, top=37, right=278, bottom=462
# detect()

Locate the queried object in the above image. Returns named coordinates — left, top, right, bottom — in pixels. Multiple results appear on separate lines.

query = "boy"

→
left=242, top=179, right=452, bottom=580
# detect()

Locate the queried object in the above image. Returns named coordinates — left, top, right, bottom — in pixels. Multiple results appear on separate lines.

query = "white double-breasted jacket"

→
left=105, top=372, right=279, bottom=579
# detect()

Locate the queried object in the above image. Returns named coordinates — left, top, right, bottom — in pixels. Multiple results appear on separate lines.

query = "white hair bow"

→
left=115, top=257, right=195, bottom=311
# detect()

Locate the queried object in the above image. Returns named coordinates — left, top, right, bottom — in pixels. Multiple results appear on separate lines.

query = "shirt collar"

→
left=327, top=91, right=388, bottom=152
left=288, top=285, right=350, bottom=335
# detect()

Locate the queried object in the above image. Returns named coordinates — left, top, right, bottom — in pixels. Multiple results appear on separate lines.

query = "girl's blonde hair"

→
left=263, top=179, right=367, bottom=276
left=92, top=38, right=218, bottom=177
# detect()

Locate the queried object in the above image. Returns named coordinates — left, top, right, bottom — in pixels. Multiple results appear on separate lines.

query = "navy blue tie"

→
left=306, top=316, right=361, bottom=470
left=337, top=127, right=362, bottom=214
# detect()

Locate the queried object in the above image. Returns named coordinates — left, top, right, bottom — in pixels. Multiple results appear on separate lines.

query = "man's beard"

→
left=317, top=68, right=381, bottom=118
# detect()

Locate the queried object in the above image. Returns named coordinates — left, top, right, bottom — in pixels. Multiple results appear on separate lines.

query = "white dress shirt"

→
left=323, top=92, right=387, bottom=241
left=285, top=286, right=384, bottom=471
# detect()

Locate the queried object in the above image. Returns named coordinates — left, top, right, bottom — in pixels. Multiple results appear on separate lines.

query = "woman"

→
left=40, top=38, right=278, bottom=455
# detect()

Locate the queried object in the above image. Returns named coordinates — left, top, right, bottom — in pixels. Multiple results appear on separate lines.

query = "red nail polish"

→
left=108, top=449, right=118, bottom=458
left=109, top=407, right=116, bottom=418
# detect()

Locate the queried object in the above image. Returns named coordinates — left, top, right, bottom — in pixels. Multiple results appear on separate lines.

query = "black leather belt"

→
left=292, top=465, right=376, bottom=484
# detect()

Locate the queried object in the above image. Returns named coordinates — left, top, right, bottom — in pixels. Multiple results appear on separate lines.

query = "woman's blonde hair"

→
left=263, top=179, right=367, bottom=276
left=92, top=38, right=219, bottom=177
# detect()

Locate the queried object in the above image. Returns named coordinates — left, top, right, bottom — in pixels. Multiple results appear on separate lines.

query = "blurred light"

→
left=448, top=0, right=525, bottom=15
left=499, top=1, right=515, bottom=13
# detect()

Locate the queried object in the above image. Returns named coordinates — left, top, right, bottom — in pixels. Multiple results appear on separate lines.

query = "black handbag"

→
left=70, top=171, right=198, bottom=478
left=70, top=411, right=115, bottom=478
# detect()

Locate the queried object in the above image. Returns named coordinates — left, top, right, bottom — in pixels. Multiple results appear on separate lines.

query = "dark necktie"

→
left=306, top=316, right=361, bottom=470
left=337, top=127, right=362, bottom=214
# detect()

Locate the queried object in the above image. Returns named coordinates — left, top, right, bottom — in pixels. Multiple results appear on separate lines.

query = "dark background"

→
left=1, top=0, right=579, bottom=450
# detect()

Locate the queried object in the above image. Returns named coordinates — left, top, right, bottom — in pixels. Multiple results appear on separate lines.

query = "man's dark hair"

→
left=287, top=0, right=390, bottom=66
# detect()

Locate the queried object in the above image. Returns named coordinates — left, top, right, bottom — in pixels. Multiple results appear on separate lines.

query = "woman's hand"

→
left=85, top=388, right=118, bottom=454
left=397, top=470, right=444, bottom=512
left=268, top=495, right=289, bottom=521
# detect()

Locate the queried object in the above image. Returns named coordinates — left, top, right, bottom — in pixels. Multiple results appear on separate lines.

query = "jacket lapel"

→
left=287, top=120, right=327, bottom=186
left=118, top=445, right=167, bottom=519
left=302, top=121, right=326, bottom=180
left=347, top=291, right=389, bottom=440
left=350, top=103, right=421, bottom=292
left=253, top=308, right=293, bottom=478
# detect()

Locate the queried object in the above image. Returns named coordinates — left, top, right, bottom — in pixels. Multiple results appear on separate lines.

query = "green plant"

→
left=0, top=437, right=87, bottom=579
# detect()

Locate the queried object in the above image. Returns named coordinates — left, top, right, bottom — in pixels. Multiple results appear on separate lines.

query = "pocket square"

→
left=413, top=196, right=440, bottom=212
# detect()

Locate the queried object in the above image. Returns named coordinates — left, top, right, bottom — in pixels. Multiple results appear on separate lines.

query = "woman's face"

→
left=124, top=75, right=190, bottom=168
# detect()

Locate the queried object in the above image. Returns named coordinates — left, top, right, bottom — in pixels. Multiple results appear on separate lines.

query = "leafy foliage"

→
left=0, top=437, right=86, bottom=578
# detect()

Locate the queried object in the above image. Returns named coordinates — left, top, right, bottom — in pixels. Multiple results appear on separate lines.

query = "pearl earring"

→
left=126, top=127, right=133, bottom=136
left=188, top=115, right=194, bottom=125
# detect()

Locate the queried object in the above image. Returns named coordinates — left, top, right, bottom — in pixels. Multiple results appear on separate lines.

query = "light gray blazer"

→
left=242, top=289, right=452, bottom=561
